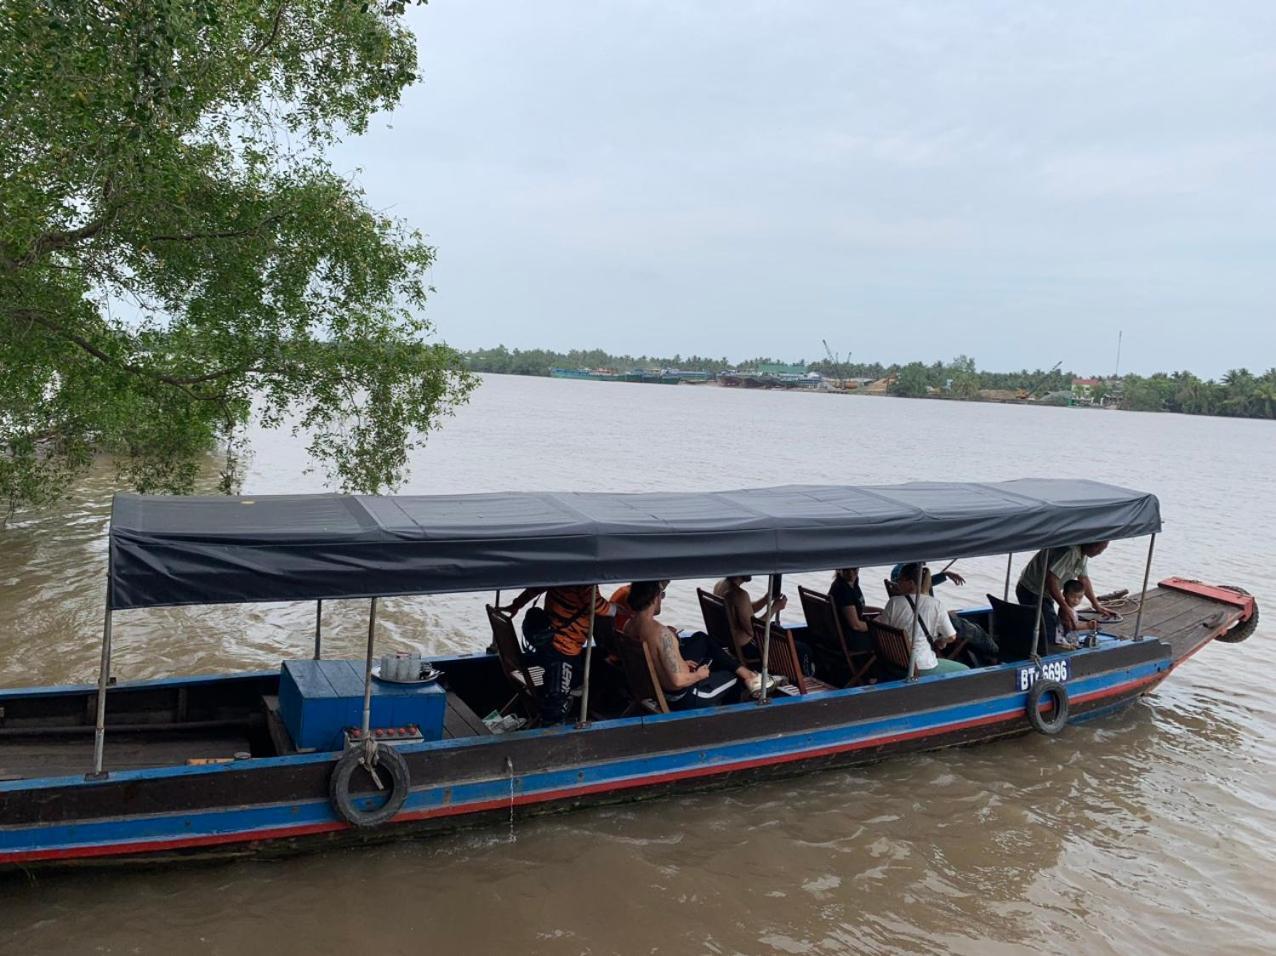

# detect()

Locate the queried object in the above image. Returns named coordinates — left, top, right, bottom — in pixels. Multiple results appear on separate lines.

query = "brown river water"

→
left=2, top=373, right=1274, bottom=954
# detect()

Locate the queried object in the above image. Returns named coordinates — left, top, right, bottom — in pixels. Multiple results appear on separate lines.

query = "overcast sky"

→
left=334, top=1, right=1276, bottom=377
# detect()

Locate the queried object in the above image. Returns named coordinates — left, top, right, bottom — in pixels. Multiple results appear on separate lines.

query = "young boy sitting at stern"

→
left=1056, top=579, right=1100, bottom=650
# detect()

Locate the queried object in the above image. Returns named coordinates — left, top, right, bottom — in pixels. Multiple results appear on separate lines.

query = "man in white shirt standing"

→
left=877, top=563, right=970, bottom=676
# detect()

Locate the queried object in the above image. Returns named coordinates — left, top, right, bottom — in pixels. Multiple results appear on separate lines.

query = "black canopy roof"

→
left=106, top=479, right=1161, bottom=610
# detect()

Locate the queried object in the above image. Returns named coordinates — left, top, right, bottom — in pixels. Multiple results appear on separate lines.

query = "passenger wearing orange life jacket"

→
left=500, top=585, right=619, bottom=724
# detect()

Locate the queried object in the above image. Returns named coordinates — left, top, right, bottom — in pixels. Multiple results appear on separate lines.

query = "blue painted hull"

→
left=0, top=637, right=1181, bottom=871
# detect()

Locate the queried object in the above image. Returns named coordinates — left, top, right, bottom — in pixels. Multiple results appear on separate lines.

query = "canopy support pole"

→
left=1132, top=534, right=1156, bottom=641
left=1030, top=557, right=1048, bottom=663
left=1004, top=553, right=1013, bottom=601
left=906, top=571, right=922, bottom=681
left=89, top=596, right=113, bottom=779
left=758, top=574, right=778, bottom=703
left=576, top=590, right=598, bottom=728
left=360, top=598, right=378, bottom=739
left=313, top=600, right=323, bottom=660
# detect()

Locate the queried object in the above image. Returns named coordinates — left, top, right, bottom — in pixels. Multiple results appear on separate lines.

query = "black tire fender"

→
left=1026, top=678, right=1069, bottom=735
left=1215, top=586, right=1259, bottom=644
left=329, top=744, right=410, bottom=828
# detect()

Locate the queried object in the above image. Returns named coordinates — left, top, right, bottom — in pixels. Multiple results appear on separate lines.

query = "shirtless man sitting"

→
left=713, top=575, right=815, bottom=675
left=714, top=575, right=783, bottom=658
left=625, top=580, right=774, bottom=709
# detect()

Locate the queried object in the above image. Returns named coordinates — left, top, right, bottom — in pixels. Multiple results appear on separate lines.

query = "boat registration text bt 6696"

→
left=1017, top=659, right=1070, bottom=691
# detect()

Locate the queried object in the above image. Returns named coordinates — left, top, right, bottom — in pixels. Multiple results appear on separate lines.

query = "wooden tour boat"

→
left=0, top=479, right=1259, bottom=871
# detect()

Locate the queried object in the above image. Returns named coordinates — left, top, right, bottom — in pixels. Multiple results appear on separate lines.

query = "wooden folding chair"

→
left=867, top=620, right=913, bottom=679
left=697, top=588, right=743, bottom=660
left=485, top=605, right=545, bottom=721
left=751, top=619, right=836, bottom=695
left=797, top=585, right=876, bottom=687
left=615, top=637, right=670, bottom=715
left=885, top=590, right=968, bottom=664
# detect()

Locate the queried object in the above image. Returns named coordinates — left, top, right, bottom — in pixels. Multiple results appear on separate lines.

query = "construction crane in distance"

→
left=822, top=339, right=837, bottom=364
left=821, top=340, right=843, bottom=388
left=822, top=339, right=846, bottom=373
left=1018, top=360, right=1064, bottom=401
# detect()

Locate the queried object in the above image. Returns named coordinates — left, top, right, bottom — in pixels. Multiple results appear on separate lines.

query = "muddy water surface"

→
left=2, top=374, right=1273, bottom=955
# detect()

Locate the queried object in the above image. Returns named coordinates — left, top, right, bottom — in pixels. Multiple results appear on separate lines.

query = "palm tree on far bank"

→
left=1222, top=369, right=1257, bottom=417
left=1175, top=378, right=1219, bottom=415
left=1251, top=371, right=1276, bottom=419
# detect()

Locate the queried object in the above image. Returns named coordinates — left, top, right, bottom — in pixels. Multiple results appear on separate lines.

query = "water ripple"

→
left=3, top=377, right=1274, bottom=955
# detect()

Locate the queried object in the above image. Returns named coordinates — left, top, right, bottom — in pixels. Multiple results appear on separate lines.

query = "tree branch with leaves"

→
left=0, top=0, right=473, bottom=521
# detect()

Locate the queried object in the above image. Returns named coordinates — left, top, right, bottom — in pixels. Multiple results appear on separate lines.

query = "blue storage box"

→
left=278, top=659, right=446, bottom=751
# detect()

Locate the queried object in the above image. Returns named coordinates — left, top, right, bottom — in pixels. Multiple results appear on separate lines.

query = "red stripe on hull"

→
left=1, top=672, right=1159, bottom=865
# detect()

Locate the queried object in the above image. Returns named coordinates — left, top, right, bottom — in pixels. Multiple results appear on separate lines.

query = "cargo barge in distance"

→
left=0, top=480, right=1259, bottom=870
left=548, top=367, right=710, bottom=384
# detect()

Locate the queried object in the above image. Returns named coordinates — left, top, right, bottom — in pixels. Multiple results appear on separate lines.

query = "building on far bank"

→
left=1071, top=377, right=1122, bottom=407
left=721, top=362, right=824, bottom=389
left=1072, top=377, right=1102, bottom=400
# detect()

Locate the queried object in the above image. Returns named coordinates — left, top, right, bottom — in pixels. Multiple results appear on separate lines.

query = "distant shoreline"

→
left=481, top=369, right=1106, bottom=409
left=465, top=352, right=1276, bottom=422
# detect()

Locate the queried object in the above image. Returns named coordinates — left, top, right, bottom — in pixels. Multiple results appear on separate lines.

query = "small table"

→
left=278, top=659, right=446, bottom=752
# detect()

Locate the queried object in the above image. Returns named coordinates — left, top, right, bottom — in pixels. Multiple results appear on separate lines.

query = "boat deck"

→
left=1105, top=583, right=1242, bottom=647
left=0, top=729, right=256, bottom=780
left=0, top=692, right=492, bottom=781
left=443, top=693, right=493, bottom=739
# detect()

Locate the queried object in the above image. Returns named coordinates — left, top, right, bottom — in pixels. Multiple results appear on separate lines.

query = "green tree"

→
left=951, top=370, right=981, bottom=399
left=1251, top=370, right=1276, bottom=419
left=1221, top=368, right=1257, bottom=416
left=945, top=355, right=979, bottom=399
left=1173, top=376, right=1219, bottom=415
left=1120, top=375, right=1166, bottom=412
left=890, top=362, right=930, bottom=398
left=1, top=0, right=474, bottom=519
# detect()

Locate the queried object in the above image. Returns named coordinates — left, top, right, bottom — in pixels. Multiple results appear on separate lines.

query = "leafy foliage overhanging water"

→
left=0, top=0, right=474, bottom=521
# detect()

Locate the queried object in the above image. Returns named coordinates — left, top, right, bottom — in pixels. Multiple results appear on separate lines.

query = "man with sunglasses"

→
left=625, top=581, right=775, bottom=709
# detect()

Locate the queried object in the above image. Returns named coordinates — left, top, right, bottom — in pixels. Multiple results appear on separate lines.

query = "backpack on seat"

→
left=521, top=604, right=555, bottom=651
